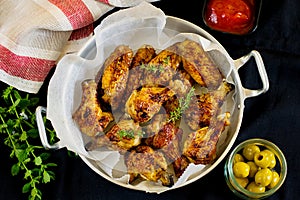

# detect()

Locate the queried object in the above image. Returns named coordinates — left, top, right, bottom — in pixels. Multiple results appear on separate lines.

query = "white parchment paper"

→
left=47, top=2, right=235, bottom=193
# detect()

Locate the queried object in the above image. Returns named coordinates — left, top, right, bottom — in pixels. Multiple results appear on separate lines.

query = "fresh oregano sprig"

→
left=0, top=85, right=58, bottom=200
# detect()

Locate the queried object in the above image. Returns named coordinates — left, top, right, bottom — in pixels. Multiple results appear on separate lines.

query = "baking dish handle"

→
left=234, top=50, right=269, bottom=98
left=35, top=106, right=63, bottom=150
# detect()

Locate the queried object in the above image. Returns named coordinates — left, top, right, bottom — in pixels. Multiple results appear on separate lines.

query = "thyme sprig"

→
left=118, top=129, right=144, bottom=139
left=0, top=85, right=58, bottom=200
left=168, top=87, right=195, bottom=123
left=140, top=63, right=164, bottom=73
left=140, top=56, right=170, bottom=73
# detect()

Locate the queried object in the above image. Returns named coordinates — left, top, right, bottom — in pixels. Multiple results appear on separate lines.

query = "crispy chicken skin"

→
left=125, top=87, right=175, bottom=123
left=100, top=45, right=133, bottom=110
left=184, top=80, right=233, bottom=130
left=172, top=155, right=190, bottom=178
left=85, top=119, right=143, bottom=154
left=144, top=116, right=183, bottom=163
left=168, top=68, right=195, bottom=98
left=143, top=114, right=169, bottom=138
left=124, top=45, right=157, bottom=102
left=143, top=45, right=182, bottom=87
left=130, top=44, right=157, bottom=69
left=72, top=80, right=114, bottom=137
left=152, top=123, right=183, bottom=163
left=183, top=112, right=231, bottom=165
left=143, top=114, right=183, bottom=178
left=125, top=145, right=173, bottom=186
left=176, top=39, right=224, bottom=90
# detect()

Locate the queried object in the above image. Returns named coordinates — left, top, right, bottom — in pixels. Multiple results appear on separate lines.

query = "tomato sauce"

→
left=204, top=0, right=256, bottom=35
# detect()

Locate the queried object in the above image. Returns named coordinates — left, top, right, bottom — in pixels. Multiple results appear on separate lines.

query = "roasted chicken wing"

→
left=72, top=80, right=114, bottom=137
left=183, top=112, right=231, bottom=165
left=125, top=145, right=173, bottom=186
left=125, top=86, right=175, bottom=123
left=130, top=44, right=157, bottom=69
left=176, top=39, right=224, bottom=90
left=142, top=44, right=182, bottom=87
left=168, top=68, right=195, bottom=98
left=172, top=155, right=190, bottom=178
left=85, top=119, right=143, bottom=154
left=184, top=80, right=233, bottom=130
left=144, top=115, right=183, bottom=163
left=99, top=45, right=133, bottom=110
left=124, top=45, right=157, bottom=102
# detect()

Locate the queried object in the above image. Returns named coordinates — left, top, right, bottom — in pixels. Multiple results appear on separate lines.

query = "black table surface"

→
left=1, top=0, right=299, bottom=199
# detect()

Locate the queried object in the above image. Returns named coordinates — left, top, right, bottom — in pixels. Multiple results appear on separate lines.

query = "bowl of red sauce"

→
left=203, top=0, right=262, bottom=35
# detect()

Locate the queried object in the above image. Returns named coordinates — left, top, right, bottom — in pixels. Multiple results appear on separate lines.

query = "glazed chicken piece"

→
left=163, top=68, right=195, bottom=120
left=125, top=145, right=174, bottom=186
left=85, top=119, right=143, bottom=154
left=149, top=123, right=183, bottom=163
left=184, top=80, right=233, bottom=130
left=168, top=68, right=195, bottom=98
left=183, top=112, right=231, bottom=165
left=130, top=44, right=157, bottom=69
left=172, top=155, right=190, bottom=178
left=99, top=45, right=133, bottom=110
left=176, top=39, right=223, bottom=90
left=144, top=114, right=183, bottom=164
left=125, top=86, right=175, bottom=123
left=124, top=45, right=157, bottom=102
left=142, top=44, right=182, bottom=87
left=72, top=79, right=114, bottom=137
left=143, top=114, right=183, bottom=178
left=143, top=114, right=169, bottom=138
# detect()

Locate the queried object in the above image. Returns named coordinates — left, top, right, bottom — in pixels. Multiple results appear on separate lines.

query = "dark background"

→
left=1, top=0, right=299, bottom=199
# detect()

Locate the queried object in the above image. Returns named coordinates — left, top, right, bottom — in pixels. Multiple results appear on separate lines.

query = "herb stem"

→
left=168, top=87, right=195, bottom=123
left=0, top=85, right=58, bottom=200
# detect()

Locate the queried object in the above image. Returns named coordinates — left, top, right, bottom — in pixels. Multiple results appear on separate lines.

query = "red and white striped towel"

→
left=0, top=0, right=158, bottom=93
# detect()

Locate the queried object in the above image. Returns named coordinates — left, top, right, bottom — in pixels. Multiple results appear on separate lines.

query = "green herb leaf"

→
left=46, top=163, right=58, bottom=167
left=31, top=187, right=38, bottom=197
left=15, top=149, right=27, bottom=162
left=24, top=170, right=32, bottom=180
left=20, top=131, right=27, bottom=141
left=168, top=87, right=195, bottom=123
left=118, top=129, right=135, bottom=139
left=2, top=86, right=13, bottom=100
left=34, top=156, right=42, bottom=166
left=140, top=63, right=164, bottom=73
left=22, top=182, right=31, bottom=193
left=0, top=85, right=61, bottom=200
left=118, top=129, right=144, bottom=139
left=11, top=164, right=20, bottom=176
left=27, top=128, right=39, bottom=139
left=163, top=56, right=171, bottom=65
left=43, top=171, right=51, bottom=183
left=39, top=152, right=51, bottom=160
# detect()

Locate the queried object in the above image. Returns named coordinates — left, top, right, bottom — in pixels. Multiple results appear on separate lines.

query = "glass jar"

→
left=224, top=138, right=287, bottom=199
left=203, top=0, right=262, bottom=35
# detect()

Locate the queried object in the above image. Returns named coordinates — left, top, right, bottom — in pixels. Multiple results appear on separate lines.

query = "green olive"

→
left=268, top=171, right=280, bottom=189
left=235, top=176, right=249, bottom=188
left=233, top=162, right=250, bottom=178
left=234, top=153, right=244, bottom=164
left=255, top=168, right=273, bottom=187
left=262, top=149, right=276, bottom=169
left=247, top=161, right=259, bottom=178
left=242, top=144, right=260, bottom=161
left=246, top=181, right=266, bottom=193
left=254, top=151, right=271, bottom=168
